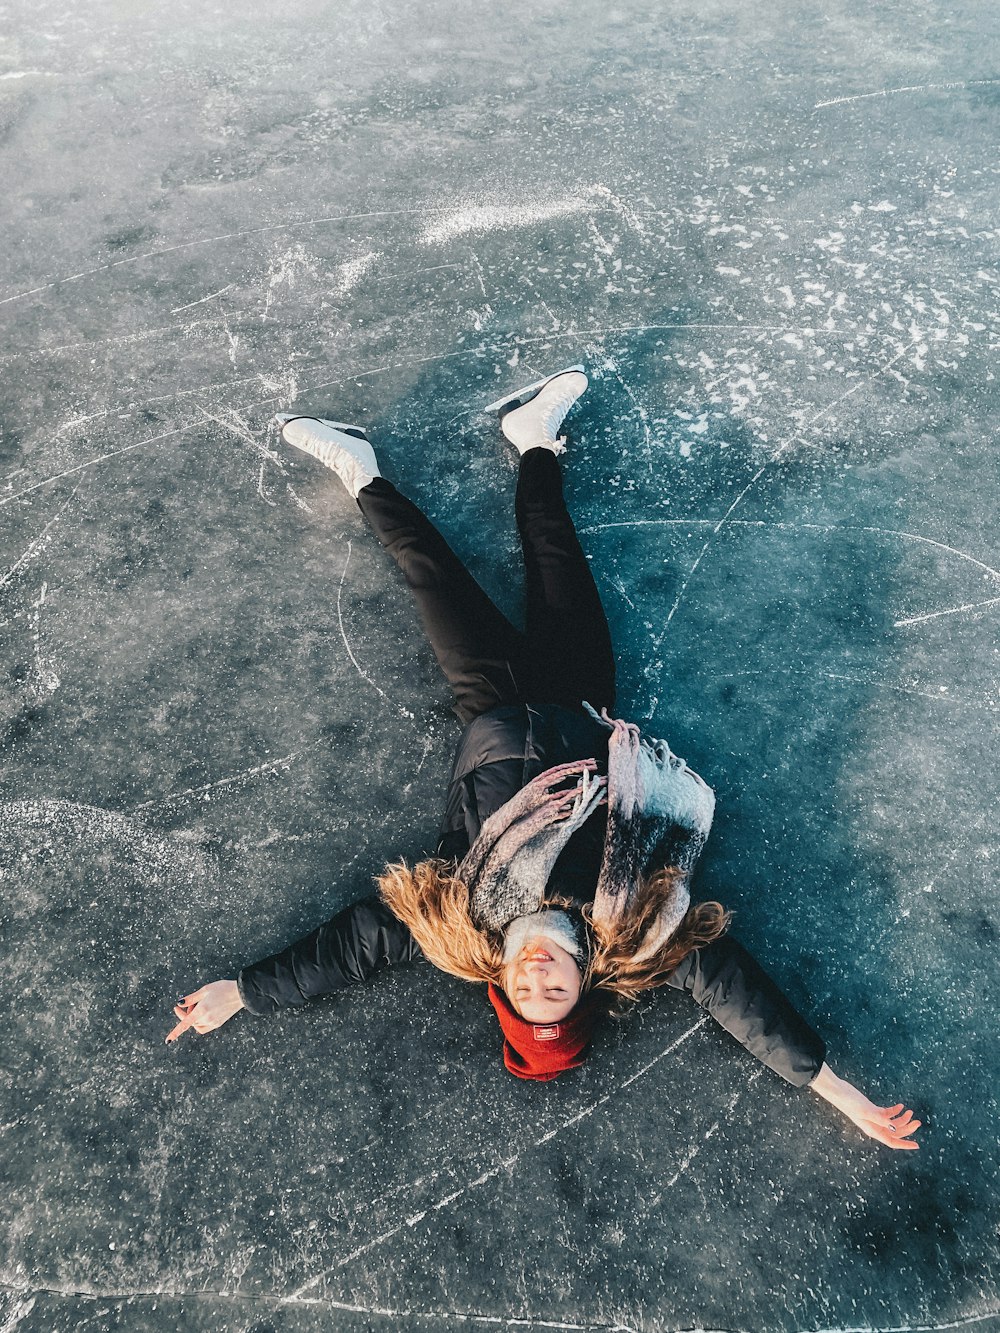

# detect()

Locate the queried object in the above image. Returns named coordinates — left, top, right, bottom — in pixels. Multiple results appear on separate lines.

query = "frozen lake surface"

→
left=1, top=1, right=998, bottom=1329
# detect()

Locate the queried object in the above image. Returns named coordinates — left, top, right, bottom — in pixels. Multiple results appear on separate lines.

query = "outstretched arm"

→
left=667, top=936, right=921, bottom=1149
left=809, top=1063, right=921, bottom=1149
left=166, top=895, right=422, bottom=1042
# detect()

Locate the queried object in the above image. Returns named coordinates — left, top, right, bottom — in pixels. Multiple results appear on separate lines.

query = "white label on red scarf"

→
left=533, top=1024, right=560, bottom=1041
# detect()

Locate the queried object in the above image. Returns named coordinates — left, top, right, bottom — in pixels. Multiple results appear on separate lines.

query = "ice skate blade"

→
left=275, top=414, right=370, bottom=442
left=482, top=364, right=586, bottom=415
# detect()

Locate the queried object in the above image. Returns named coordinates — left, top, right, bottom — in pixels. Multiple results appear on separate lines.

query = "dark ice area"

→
left=1, top=1, right=998, bottom=1329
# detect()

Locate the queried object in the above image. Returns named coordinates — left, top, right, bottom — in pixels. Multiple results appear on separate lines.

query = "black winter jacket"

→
left=238, top=704, right=826, bottom=1087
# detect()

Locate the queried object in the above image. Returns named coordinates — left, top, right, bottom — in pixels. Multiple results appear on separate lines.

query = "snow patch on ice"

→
left=336, top=250, right=381, bottom=294
left=419, top=183, right=643, bottom=245
left=420, top=196, right=590, bottom=245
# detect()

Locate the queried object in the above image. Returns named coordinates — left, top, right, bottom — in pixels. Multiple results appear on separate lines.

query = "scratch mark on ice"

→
left=467, top=250, right=488, bottom=298
left=815, top=79, right=1000, bottom=109
left=895, top=594, right=1000, bottom=628
left=661, top=1071, right=763, bottom=1190
left=595, top=355, right=656, bottom=473
left=709, top=668, right=980, bottom=707
left=649, top=341, right=918, bottom=657
left=287, top=1020, right=708, bottom=1297
left=581, top=516, right=1000, bottom=589
left=197, top=405, right=285, bottom=471
left=0, top=424, right=190, bottom=508
left=28, top=582, right=60, bottom=695
left=223, top=317, right=239, bottom=366
left=1, top=197, right=644, bottom=309
left=4, top=1274, right=998, bottom=1332
left=0, top=309, right=253, bottom=363
left=256, top=462, right=277, bottom=506
left=3, top=327, right=964, bottom=508
left=519, top=272, right=561, bottom=331
left=0, top=207, right=463, bottom=309
left=131, top=752, right=301, bottom=812
left=337, top=541, right=415, bottom=721
left=608, top=574, right=635, bottom=610
left=0, top=1280, right=635, bottom=1331
left=285, top=482, right=314, bottom=513
left=170, top=285, right=233, bottom=315
left=0, top=481, right=82, bottom=589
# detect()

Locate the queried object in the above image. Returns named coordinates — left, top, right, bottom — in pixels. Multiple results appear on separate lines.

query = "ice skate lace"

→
left=540, top=384, right=580, bottom=438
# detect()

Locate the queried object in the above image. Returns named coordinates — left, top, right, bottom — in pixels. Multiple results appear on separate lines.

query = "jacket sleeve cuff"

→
left=785, top=1032, right=827, bottom=1088
left=236, top=967, right=267, bottom=1016
left=236, top=956, right=307, bottom=1016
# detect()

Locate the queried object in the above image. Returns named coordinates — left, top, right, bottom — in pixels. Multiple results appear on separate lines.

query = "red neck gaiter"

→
left=487, top=983, right=598, bottom=1081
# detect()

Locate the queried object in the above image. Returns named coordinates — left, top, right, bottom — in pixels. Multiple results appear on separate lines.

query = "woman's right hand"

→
left=526, top=758, right=598, bottom=792
left=166, top=980, right=245, bottom=1043
left=809, top=1063, right=921, bottom=1149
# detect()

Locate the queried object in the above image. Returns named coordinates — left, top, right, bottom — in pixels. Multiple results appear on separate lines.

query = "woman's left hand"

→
left=810, top=1063, right=921, bottom=1149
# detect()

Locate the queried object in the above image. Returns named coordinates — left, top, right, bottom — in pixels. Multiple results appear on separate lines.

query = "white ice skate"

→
left=483, top=365, right=588, bottom=455
left=274, top=413, right=381, bottom=498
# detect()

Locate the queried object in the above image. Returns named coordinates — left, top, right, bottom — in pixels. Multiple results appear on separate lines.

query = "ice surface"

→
left=1, top=1, right=998, bottom=1329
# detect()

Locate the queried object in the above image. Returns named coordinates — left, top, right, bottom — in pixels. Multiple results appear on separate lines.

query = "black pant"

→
left=356, top=448, right=616, bottom=725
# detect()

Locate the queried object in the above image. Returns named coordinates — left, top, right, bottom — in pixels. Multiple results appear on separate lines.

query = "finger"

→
left=885, top=1130, right=920, bottom=1149
left=896, top=1120, right=922, bottom=1138
left=883, top=1107, right=912, bottom=1126
left=867, top=1117, right=921, bottom=1146
left=183, top=987, right=207, bottom=1003
left=172, top=1005, right=198, bottom=1030
left=535, top=761, right=596, bottom=787
left=166, top=1018, right=190, bottom=1043
left=890, top=1103, right=922, bottom=1125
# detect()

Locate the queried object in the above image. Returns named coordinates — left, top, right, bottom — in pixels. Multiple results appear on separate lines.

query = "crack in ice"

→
left=649, top=340, right=919, bottom=654
left=286, top=1018, right=709, bottom=1301
left=337, top=540, right=415, bottom=721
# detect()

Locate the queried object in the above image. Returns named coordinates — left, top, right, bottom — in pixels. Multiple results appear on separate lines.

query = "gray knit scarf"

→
left=461, top=705, right=716, bottom=960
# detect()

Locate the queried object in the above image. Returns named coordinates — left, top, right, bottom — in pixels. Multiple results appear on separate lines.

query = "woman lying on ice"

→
left=167, top=367, right=919, bottom=1150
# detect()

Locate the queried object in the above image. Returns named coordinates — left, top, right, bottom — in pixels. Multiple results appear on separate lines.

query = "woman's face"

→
left=504, top=934, right=582, bottom=1022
